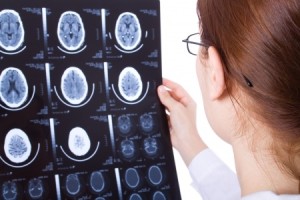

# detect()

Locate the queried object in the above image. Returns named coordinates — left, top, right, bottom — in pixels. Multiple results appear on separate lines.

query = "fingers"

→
left=157, top=85, right=179, bottom=110
left=161, top=78, right=195, bottom=107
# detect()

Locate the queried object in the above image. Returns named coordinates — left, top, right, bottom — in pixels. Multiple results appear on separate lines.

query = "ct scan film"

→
left=0, top=0, right=182, bottom=199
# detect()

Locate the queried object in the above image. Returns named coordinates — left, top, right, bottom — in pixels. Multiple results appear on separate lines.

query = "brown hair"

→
left=197, top=0, right=300, bottom=181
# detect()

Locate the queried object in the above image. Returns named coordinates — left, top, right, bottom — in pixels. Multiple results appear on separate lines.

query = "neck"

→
left=231, top=131, right=299, bottom=196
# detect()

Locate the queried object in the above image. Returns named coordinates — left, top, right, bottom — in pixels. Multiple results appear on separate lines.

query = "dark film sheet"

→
left=0, top=0, right=181, bottom=199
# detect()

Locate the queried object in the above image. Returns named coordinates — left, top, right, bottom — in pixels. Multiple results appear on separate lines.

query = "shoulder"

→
left=242, top=191, right=300, bottom=200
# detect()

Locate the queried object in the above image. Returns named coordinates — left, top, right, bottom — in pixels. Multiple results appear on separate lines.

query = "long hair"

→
left=197, top=0, right=300, bottom=180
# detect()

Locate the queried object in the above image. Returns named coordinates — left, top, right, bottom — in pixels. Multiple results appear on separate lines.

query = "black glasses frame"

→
left=182, top=33, right=253, bottom=88
left=182, top=33, right=210, bottom=55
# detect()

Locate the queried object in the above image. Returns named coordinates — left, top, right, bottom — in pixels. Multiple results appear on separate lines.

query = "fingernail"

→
left=158, top=86, right=166, bottom=93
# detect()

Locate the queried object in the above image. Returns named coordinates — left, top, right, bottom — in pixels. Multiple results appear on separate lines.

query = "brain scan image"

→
left=0, top=10, right=24, bottom=51
left=129, top=193, right=143, bottom=200
left=57, top=11, right=85, bottom=51
left=152, top=191, right=166, bottom=200
left=89, top=171, right=105, bottom=194
left=2, top=181, right=18, bottom=200
left=61, top=67, right=88, bottom=105
left=115, top=12, right=141, bottom=51
left=117, top=115, right=132, bottom=135
left=4, top=128, right=31, bottom=164
left=139, top=113, right=154, bottom=133
left=124, top=168, right=140, bottom=189
left=95, top=198, right=105, bottom=200
left=0, top=67, right=28, bottom=108
left=27, top=178, right=44, bottom=199
left=68, top=127, right=91, bottom=157
left=65, top=174, right=81, bottom=197
left=148, top=165, right=163, bottom=186
left=118, top=67, right=143, bottom=102
left=120, top=139, right=136, bottom=159
left=143, top=137, right=159, bottom=157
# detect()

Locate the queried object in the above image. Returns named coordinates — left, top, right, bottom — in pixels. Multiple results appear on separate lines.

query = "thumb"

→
left=157, top=85, right=177, bottom=109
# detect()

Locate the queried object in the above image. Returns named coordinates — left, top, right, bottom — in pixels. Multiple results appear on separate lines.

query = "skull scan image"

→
left=0, top=67, right=28, bottom=108
left=120, top=139, right=136, bottom=159
left=95, top=198, right=105, bottom=200
left=68, top=127, right=91, bottom=157
left=89, top=171, right=105, bottom=194
left=153, top=191, right=167, bottom=200
left=139, top=113, right=154, bottom=133
left=117, top=115, right=132, bottom=135
left=57, top=11, right=85, bottom=51
left=2, top=181, right=18, bottom=200
left=118, top=67, right=143, bottom=102
left=148, top=165, right=163, bottom=186
left=129, top=193, right=143, bottom=200
left=0, top=10, right=24, bottom=51
left=115, top=12, right=141, bottom=51
left=124, top=168, right=140, bottom=189
left=65, top=174, right=81, bottom=197
left=27, top=178, right=45, bottom=199
left=143, top=137, right=159, bottom=157
left=61, top=67, right=88, bottom=105
left=4, top=128, right=32, bottom=164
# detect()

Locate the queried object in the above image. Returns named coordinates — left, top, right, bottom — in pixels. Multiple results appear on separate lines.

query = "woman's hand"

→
left=157, top=78, right=207, bottom=166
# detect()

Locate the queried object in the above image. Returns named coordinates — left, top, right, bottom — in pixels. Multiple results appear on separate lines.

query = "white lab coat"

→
left=188, top=149, right=300, bottom=200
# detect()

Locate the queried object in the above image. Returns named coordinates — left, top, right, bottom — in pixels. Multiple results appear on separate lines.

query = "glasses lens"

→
left=188, top=34, right=201, bottom=55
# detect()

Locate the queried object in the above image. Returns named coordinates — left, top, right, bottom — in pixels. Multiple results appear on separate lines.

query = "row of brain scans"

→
left=0, top=112, right=159, bottom=165
left=0, top=65, right=144, bottom=110
left=1, top=167, right=168, bottom=200
left=0, top=0, right=181, bottom=199
left=0, top=8, right=143, bottom=55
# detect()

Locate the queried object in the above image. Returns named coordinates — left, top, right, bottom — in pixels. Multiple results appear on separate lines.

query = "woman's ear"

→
left=206, top=46, right=226, bottom=100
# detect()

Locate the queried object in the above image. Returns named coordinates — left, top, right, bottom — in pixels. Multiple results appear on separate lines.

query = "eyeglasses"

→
left=182, top=33, right=210, bottom=56
left=182, top=33, right=253, bottom=88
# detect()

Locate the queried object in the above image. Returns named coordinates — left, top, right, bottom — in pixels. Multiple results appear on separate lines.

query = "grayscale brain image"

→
left=129, top=193, right=143, bottom=200
left=118, top=67, right=143, bottom=102
left=115, top=12, right=141, bottom=51
left=64, top=174, right=81, bottom=197
left=153, top=191, right=167, bottom=200
left=57, top=11, right=85, bottom=51
left=143, top=137, right=159, bottom=157
left=0, top=1, right=181, bottom=199
left=139, top=113, right=154, bottom=133
left=61, top=67, right=88, bottom=105
left=0, top=67, right=28, bottom=108
left=27, top=178, right=45, bottom=199
left=148, top=165, right=163, bottom=186
left=89, top=171, right=105, bottom=194
left=0, top=9, right=25, bottom=51
left=2, top=181, right=18, bottom=200
left=68, top=127, right=91, bottom=157
left=95, top=197, right=105, bottom=200
left=124, top=168, right=140, bottom=189
left=120, top=139, right=136, bottom=160
left=117, top=114, right=133, bottom=135
left=4, top=128, right=32, bottom=164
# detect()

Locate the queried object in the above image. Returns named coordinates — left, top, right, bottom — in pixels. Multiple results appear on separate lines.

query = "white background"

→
left=160, top=0, right=236, bottom=199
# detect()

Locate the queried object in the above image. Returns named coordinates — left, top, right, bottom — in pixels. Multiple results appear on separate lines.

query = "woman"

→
left=157, top=0, right=300, bottom=199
